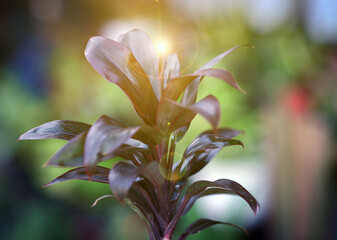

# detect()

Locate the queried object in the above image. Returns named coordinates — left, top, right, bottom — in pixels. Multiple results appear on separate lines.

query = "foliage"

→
left=19, top=29, right=258, bottom=240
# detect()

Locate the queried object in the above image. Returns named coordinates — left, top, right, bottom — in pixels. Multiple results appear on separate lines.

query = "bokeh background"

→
left=1, top=0, right=337, bottom=239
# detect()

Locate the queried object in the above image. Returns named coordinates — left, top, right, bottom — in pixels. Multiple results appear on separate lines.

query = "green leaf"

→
left=178, top=218, right=248, bottom=240
left=118, top=29, right=161, bottom=99
left=85, top=36, right=158, bottom=124
left=43, top=166, right=110, bottom=187
left=45, top=131, right=87, bottom=167
left=18, top=120, right=91, bottom=141
left=84, top=115, right=139, bottom=174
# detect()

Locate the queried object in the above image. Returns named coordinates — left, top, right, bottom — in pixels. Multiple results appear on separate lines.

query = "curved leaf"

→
left=84, top=115, right=139, bottom=174
left=156, top=95, right=220, bottom=134
left=18, top=120, right=91, bottom=141
left=176, top=45, right=250, bottom=140
left=118, top=29, right=160, bottom=99
left=161, top=69, right=241, bottom=141
left=202, top=127, right=243, bottom=139
left=108, top=139, right=150, bottom=165
left=178, top=218, right=248, bottom=240
left=104, top=138, right=149, bottom=158
left=141, top=162, right=165, bottom=186
left=91, top=195, right=114, bottom=207
left=127, top=188, right=162, bottom=240
left=186, top=95, right=220, bottom=129
left=184, top=131, right=243, bottom=158
left=85, top=36, right=158, bottom=124
left=45, top=131, right=87, bottom=167
left=181, top=188, right=233, bottom=216
left=109, top=161, right=143, bottom=202
left=194, top=68, right=245, bottom=93
left=133, top=124, right=163, bottom=145
left=184, top=180, right=258, bottom=215
left=199, top=44, right=252, bottom=70
left=43, top=166, right=110, bottom=187
left=163, top=53, right=180, bottom=88
left=181, top=44, right=250, bottom=105
left=156, top=98, right=196, bottom=133
left=177, top=131, right=243, bottom=177
left=162, top=75, right=199, bottom=101
left=165, top=179, right=257, bottom=237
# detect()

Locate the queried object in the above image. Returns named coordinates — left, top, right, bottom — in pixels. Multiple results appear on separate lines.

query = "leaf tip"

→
left=242, top=44, right=255, bottom=49
left=17, top=133, right=25, bottom=142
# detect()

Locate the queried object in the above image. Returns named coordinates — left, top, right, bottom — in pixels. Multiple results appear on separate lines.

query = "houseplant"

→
left=18, top=29, right=258, bottom=240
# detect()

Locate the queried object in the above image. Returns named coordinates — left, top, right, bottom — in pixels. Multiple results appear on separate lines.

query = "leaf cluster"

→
left=19, top=30, right=258, bottom=240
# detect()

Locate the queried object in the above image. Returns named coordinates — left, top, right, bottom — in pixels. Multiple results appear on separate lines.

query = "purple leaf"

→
left=162, top=75, right=199, bottom=101
left=18, top=120, right=91, bottom=141
left=194, top=68, right=245, bottom=93
left=45, top=131, right=87, bottom=167
left=85, top=36, right=158, bottom=124
left=163, top=53, right=180, bottom=88
left=184, top=180, right=258, bottom=215
left=199, top=44, right=252, bottom=70
left=109, top=139, right=150, bottom=165
left=156, top=95, right=220, bottom=134
left=181, top=76, right=201, bottom=105
left=185, top=43, right=249, bottom=103
left=84, top=115, right=139, bottom=174
left=178, top=218, right=248, bottom=240
left=108, top=161, right=143, bottom=202
left=133, top=124, right=163, bottom=145
left=141, top=162, right=165, bottom=186
left=43, top=166, right=110, bottom=187
left=202, top=127, right=243, bottom=139
left=118, top=29, right=160, bottom=99
left=156, top=98, right=196, bottom=133
left=165, top=179, right=259, bottom=236
left=177, top=131, right=243, bottom=177
left=91, top=195, right=114, bottom=207
left=181, top=188, right=232, bottom=216
left=186, top=95, right=220, bottom=129
left=165, top=179, right=257, bottom=237
left=184, top=131, right=243, bottom=158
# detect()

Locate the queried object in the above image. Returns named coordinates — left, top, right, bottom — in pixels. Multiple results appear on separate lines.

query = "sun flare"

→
left=155, top=38, right=171, bottom=56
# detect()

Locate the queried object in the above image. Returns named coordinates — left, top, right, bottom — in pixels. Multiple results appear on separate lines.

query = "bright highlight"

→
left=155, top=38, right=171, bottom=56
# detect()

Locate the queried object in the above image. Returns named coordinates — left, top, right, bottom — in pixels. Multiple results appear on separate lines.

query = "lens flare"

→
left=155, top=38, right=171, bottom=56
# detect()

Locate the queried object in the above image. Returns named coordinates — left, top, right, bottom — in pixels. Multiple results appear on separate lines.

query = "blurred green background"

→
left=1, top=0, right=337, bottom=239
